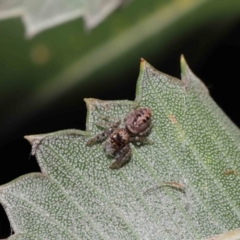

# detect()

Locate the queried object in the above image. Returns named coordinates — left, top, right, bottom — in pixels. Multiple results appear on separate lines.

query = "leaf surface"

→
left=1, top=57, right=240, bottom=239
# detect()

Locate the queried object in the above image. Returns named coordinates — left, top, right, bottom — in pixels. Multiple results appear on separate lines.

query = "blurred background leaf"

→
left=1, top=0, right=240, bottom=238
left=0, top=0, right=129, bottom=37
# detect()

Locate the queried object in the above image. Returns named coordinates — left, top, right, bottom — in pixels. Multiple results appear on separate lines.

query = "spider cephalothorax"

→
left=124, top=107, right=152, bottom=137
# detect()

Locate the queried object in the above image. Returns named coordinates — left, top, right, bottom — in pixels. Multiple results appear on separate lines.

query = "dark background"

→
left=1, top=18, right=240, bottom=238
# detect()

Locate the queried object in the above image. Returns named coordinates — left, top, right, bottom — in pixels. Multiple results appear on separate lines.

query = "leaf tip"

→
left=180, top=55, right=209, bottom=94
left=140, top=58, right=146, bottom=69
left=84, top=98, right=99, bottom=106
left=180, top=54, right=187, bottom=74
left=83, top=98, right=90, bottom=104
left=84, top=98, right=102, bottom=131
left=24, top=135, right=33, bottom=143
left=24, top=135, right=45, bottom=156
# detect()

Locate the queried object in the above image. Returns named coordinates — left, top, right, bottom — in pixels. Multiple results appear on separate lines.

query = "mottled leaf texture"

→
left=0, top=0, right=127, bottom=38
left=1, top=57, right=240, bottom=240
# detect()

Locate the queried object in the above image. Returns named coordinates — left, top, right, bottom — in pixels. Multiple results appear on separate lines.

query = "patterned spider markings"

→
left=87, top=108, right=152, bottom=169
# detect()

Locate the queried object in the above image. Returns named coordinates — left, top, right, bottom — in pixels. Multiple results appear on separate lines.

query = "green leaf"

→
left=1, top=57, right=240, bottom=239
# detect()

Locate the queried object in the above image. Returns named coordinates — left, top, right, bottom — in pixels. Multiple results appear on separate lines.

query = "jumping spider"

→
left=87, top=107, right=152, bottom=169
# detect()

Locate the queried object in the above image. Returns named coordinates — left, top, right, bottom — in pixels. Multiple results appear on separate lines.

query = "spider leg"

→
left=96, top=120, right=120, bottom=129
left=98, top=115, right=120, bottom=122
left=102, top=138, right=115, bottom=156
left=87, top=120, right=121, bottom=146
left=109, top=144, right=132, bottom=169
left=87, top=127, right=114, bottom=146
